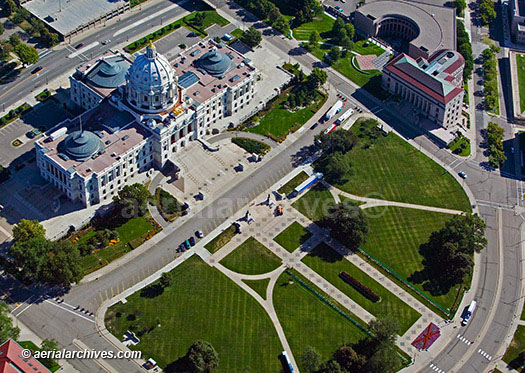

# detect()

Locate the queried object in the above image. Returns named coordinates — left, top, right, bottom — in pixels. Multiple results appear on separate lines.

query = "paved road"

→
left=0, top=0, right=193, bottom=111
left=1, top=1, right=522, bottom=372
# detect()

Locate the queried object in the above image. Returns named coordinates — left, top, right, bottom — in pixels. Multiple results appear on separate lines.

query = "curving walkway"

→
left=207, top=130, right=279, bottom=147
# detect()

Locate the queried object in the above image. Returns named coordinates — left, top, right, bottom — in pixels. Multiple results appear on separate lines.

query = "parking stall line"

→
left=110, top=287, right=114, bottom=297
left=141, top=269, right=146, bottom=278
left=105, top=289, right=109, bottom=300
left=99, top=293, right=104, bottom=303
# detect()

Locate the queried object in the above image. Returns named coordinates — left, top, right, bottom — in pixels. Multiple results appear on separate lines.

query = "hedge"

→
left=231, top=137, right=270, bottom=155
left=339, top=271, right=380, bottom=302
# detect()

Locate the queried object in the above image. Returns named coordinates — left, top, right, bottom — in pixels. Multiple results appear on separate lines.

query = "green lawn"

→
left=292, top=13, right=335, bottom=40
left=78, top=216, right=156, bottom=275
left=106, top=256, right=282, bottom=370
left=220, top=237, right=282, bottom=275
left=302, top=243, right=421, bottom=334
left=504, top=325, right=525, bottom=370
left=278, top=171, right=309, bottom=195
left=448, top=135, right=471, bottom=157
left=273, top=222, right=313, bottom=253
left=352, top=39, right=385, bottom=57
left=516, top=54, right=525, bottom=114
left=336, top=122, right=471, bottom=211
left=243, top=278, right=271, bottom=299
left=247, top=90, right=327, bottom=141
left=292, top=183, right=336, bottom=221
left=204, top=224, right=238, bottom=254
left=362, top=206, right=460, bottom=311
left=273, top=270, right=368, bottom=362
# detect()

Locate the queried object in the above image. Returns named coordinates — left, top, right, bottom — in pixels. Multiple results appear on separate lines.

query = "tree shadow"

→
left=308, top=242, right=343, bottom=263
left=140, top=284, right=164, bottom=298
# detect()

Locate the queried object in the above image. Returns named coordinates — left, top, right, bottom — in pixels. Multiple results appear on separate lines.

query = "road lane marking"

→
left=114, top=3, right=181, bottom=37
left=13, top=297, right=41, bottom=317
left=67, top=42, right=100, bottom=59
left=44, top=300, right=94, bottom=323
left=0, top=69, right=45, bottom=100
left=111, top=287, right=114, bottom=297
left=11, top=295, right=35, bottom=313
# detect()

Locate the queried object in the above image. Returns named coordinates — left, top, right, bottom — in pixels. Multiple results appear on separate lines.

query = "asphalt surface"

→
left=0, top=0, right=523, bottom=372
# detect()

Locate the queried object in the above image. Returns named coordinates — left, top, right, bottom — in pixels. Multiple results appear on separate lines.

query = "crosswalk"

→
left=428, top=363, right=445, bottom=372
left=457, top=333, right=473, bottom=345
left=477, top=348, right=493, bottom=361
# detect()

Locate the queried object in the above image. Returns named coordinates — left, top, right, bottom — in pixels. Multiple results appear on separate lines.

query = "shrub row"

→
left=0, top=103, right=32, bottom=126
left=339, top=271, right=380, bottom=302
left=231, top=137, right=270, bottom=155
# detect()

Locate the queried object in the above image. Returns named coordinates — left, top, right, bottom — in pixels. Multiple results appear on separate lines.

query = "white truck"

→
left=462, top=300, right=476, bottom=326
left=335, top=108, right=354, bottom=125
left=325, top=100, right=343, bottom=120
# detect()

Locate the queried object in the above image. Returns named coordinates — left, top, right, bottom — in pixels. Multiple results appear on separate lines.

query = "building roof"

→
left=23, top=0, right=128, bottom=36
left=59, top=130, right=105, bottom=161
left=384, top=50, right=463, bottom=104
left=127, top=43, right=175, bottom=91
left=0, top=339, right=50, bottom=373
left=195, top=50, right=235, bottom=78
left=86, top=56, right=130, bottom=89
left=357, top=0, right=456, bottom=56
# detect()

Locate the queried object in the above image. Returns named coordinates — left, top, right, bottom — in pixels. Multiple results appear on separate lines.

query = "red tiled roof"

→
left=384, top=54, right=462, bottom=104
left=0, top=339, right=50, bottom=373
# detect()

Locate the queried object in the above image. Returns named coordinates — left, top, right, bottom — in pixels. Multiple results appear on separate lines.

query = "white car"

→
left=458, top=171, right=467, bottom=179
left=196, top=230, right=204, bottom=238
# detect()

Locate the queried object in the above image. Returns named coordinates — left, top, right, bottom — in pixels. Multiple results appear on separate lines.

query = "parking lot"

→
left=0, top=100, right=71, bottom=167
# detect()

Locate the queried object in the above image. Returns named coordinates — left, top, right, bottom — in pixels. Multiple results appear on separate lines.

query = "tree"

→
left=186, top=340, right=219, bottom=372
left=39, top=339, right=59, bottom=369
left=486, top=122, right=506, bottom=168
left=518, top=350, right=525, bottom=366
left=15, top=43, right=38, bottom=66
left=2, top=0, right=16, bottom=17
left=340, top=35, right=353, bottom=52
left=273, top=16, right=289, bottom=35
left=41, top=28, right=59, bottom=48
left=0, top=302, right=20, bottom=343
left=479, top=0, right=496, bottom=25
left=268, top=7, right=281, bottom=24
left=191, top=12, right=206, bottom=27
left=315, top=129, right=357, bottom=154
left=321, top=203, right=368, bottom=249
left=13, top=219, right=46, bottom=242
left=308, top=30, right=320, bottom=50
left=344, top=23, right=354, bottom=40
left=160, top=272, right=173, bottom=288
left=0, top=23, right=4, bottom=37
left=9, top=34, right=21, bottom=47
left=368, top=316, right=399, bottom=344
left=318, top=359, right=342, bottom=373
left=241, top=26, right=262, bottom=48
left=327, top=46, right=340, bottom=63
left=114, top=183, right=153, bottom=218
left=367, top=342, right=402, bottom=373
left=300, top=346, right=322, bottom=372
left=306, top=67, right=327, bottom=90
left=453, top=0, right=467, bottom=16
left=334, top=345, right=365, bottom=371
left=322, top=151, right=352, bottom=183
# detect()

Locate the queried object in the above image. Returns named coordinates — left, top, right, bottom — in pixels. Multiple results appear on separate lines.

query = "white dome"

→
left=126, top=42, right=178, bottom=114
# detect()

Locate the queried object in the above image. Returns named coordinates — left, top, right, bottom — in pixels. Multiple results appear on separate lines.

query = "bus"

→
left=335, top=108, right=354, bottom=125
left=324, top=123, right=337, bottom=135
left=294, top=173, right=323, bottom=195
left=325, top=100, right=343, bottom=120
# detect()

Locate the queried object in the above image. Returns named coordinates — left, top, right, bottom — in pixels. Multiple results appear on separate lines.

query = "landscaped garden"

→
left=105, top=256, right=283, bottom=371
left=516, top=53, right=525, bottom=114
left=155, top=188, right=183, bottom=222
left=204, top=224, right=238, bottom=254
left=277, top=171, right=309, bottom=195
left=361, top=206, right=461, bottom=312
left=220, top=237, right=281, bottom=275
left=273, top=221, right=312, bottom=253
left=273, top=270, right=368, bottom=361
left=292, top=183, right=336, bottom=221
left=75, top=214, right=158, bottom=275
left=231, top=137, right=270, bottom=155
left=335, top=119, right=471, bottom=211
left=302, top=242, right=421, bottom=334
left=246, top=89, right=327, bottom=141
left=292, top=13, right=335, bottom=41
left=448, top=133, right=471, bottom=156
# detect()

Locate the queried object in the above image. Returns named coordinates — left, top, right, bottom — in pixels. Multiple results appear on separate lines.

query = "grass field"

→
left=292, top=183, right=336, bottom=221
left=292, top=13, right=335, bottom=40
left=277, top=171, right=309, bottom=195
left=105, top=256, right=283, bottom=371
left=78, top=216, right=155, bottom=275
left=220, top=237, right=282, bottom=275
left=516, top=54, right=525, bottom=114
left=204, top=225, right=237, bottom=254
left=273, top=270, right=368, bottom=361
left=247, top=91, right=326, bottom=141
left=273, top=222, right=313, bottom=253
left=352, top=39, right=386, bottom=57
left=448, top=135, right=471, bottom=157
left=336, top=122, right=471, bottom=211
left=302, top=243, right=421, bottom=334
left=362, top=206, right=460, bottom=311
left=504, top=325, right=525, bottom=370
left=243, top=278, right=270, bottom=299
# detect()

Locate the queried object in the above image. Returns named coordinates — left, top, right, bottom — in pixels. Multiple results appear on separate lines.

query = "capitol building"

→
left=35, top=40, right=257, bottom=207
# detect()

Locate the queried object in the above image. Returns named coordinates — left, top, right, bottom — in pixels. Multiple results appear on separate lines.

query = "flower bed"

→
left=339, top=271, right=380, bottom=302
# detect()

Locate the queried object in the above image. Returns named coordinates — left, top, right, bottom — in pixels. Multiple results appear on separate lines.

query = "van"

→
left=462, top=301, right=476, bottom=326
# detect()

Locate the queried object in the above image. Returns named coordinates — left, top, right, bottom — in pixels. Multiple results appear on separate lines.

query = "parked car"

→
left=26, top=131, right=36, bottom=139
left=189, top=237, right=196, bottom=246
left=196, top=230, right=204, bottom=238
left=31, top=66, right=43, bottom=74
left=184, top=240, right=191, bottom=250
left=458, top=171, right=467, bottom=179
left=102, top=39, right=111, bottom=45
left=32, top=128, right=41, bottom=136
